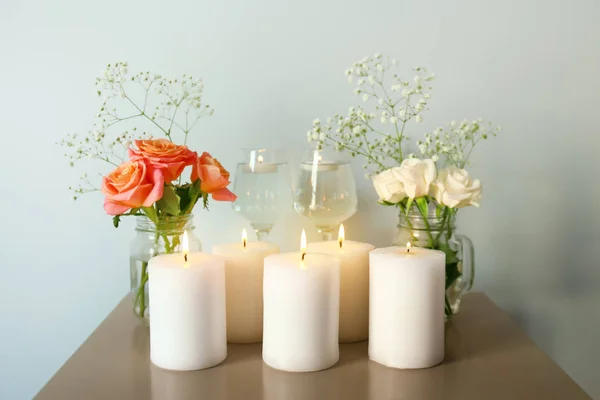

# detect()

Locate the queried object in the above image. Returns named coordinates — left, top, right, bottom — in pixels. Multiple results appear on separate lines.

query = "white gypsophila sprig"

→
left=311, top=54, right=435, bottom=174
left=417, top=119, right=501, bottom=168
left=60, top=62, right=214, bottom=198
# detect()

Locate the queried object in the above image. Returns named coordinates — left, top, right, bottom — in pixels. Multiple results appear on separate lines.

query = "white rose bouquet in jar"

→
left=306, top=54, right=501, bottom=319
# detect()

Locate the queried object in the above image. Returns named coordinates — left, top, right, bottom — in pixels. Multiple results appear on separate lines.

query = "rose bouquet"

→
left=61, top=63, right=235, bottom=321
left=103, top=140, right=235, bottom=225
left=307, top=54, right=500, bottom=318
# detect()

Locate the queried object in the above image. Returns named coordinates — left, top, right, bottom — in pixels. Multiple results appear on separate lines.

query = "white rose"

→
left=372, top=168, right=406, bottom=203
left=431, top=167, right=482, bottom=208
left=393, top=158, right=437, bottom=199
left=372, top=158, right=437, bottom=203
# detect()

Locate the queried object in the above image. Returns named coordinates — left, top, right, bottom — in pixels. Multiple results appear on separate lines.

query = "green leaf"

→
left=445, top=262, right=461, bottom=290
left=436, top=204, right=443, bottom=219
left=378, top=199, right=399, bottom=207
left=175, top=183, right=191, bottom=211
left=142, top=206, right=158, bottom=223
left=112, top=215, right=120, bottom=228
left=177, top=180, right=202, bottom=215
left=397, top=202, right=406, bottom=216
left=415, top=197, right=428, bottom=217
left=404, top=198, right=413, bottom=216
left=172, top=235, right=181, bottom=251
left=156, top=186, right=181, bottom=216
left=438, top=242, right=460, bottom=265
left=202, top=192, right=209, bottom=210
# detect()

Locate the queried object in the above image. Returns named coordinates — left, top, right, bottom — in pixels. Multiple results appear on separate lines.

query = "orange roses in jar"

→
left=128, top=139, right=196, bottom=183
left=192, top=152, right=237, bottom=202
left=101, top=160, right=165, bottom=215
left=102, top=139, right=236, bottom=217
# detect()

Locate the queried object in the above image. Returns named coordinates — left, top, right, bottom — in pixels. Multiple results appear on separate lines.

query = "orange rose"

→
left=191, top=152, right=237, bottom=201
left=128, top=139, right=196, bottom=182
left=101, top=160, right=164, bottom=215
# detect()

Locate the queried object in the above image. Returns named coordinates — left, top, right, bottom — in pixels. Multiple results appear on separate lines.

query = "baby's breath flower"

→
left=306, top=54, right=498, bottom=175
left=61, top=62, right=213, bottom=198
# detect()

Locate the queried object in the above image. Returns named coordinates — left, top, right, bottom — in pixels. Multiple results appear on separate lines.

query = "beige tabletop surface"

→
left=35, top=292, right=590, bottom=400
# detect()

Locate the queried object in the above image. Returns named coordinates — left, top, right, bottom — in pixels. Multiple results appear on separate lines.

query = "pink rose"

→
left=191, top=152, right=237, bottom=202
left=128, top=139, right=196, bottom=182
left=101, top=160, right=164, bottom=215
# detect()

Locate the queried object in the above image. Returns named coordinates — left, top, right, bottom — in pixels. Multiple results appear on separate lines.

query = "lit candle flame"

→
left=183, top=231, right=190, bottom=264
left=257, top=155, right=264, bottom=164
left=406, top=242, right=412, bottom=253
left=242, top=228, right=248, bottom=248
left=301, top=229, right=307, bottom=261
left=338, top=224, right=345, bottom=248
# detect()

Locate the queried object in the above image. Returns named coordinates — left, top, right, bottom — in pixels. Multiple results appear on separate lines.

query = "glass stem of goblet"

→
left=251, top=223, right=272, bottom=242
left=254, top=229, right=271, bottom=241
left=317, top=227, right=335, bottom=241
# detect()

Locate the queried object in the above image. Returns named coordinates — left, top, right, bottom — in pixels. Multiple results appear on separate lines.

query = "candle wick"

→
left=407, top=248, right=410, bottom=253
left=339, top=239, right=343, bottom=248
left=184, top=253, right=188, bottom=262
left=301, top=252, right=306, bottom=261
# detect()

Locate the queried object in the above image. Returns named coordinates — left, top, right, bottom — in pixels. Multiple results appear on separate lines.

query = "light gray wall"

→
left=1, top=0, right=599, bottom=398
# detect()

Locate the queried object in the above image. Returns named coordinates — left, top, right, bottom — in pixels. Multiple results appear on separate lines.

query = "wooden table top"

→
left=35, top=292, right=590, bottom=400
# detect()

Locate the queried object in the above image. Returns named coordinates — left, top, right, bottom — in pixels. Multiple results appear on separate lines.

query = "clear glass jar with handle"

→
left=393, top=204, right=474, bottom=319
left=129, top=214, right=201, bottom=324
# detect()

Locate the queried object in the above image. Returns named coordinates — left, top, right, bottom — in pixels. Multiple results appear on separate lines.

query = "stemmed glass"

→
left=232, top=148, right=291, bottom=241
left=293, top=148, right=358, bottom=240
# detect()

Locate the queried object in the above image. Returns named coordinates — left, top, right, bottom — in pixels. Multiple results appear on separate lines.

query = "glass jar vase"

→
left=393, top=205, right=474, bottom=319
left=129, top=214, right=201, bottom=324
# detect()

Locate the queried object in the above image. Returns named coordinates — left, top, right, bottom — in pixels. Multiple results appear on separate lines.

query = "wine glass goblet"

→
left=232, top=148, right=290, bottom=241
left=293, top=148, right=358, bottom=240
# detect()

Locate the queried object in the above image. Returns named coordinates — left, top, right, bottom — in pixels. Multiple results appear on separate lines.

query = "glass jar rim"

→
left=398, top=210, right=456, bottom=230
left=135, top=214, right=195, bottom=233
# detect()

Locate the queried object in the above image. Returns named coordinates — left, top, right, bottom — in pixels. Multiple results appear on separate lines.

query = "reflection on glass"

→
left=293, top=149, right=358, bottom=240
left=232, top=148, right=290, bottom=241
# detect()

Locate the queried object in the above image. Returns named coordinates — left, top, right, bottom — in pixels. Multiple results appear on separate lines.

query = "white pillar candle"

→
left=212, top=229, right=279, bottom=343
left=369, top=244, right=446, bottom=369
left=149, top=232, right=227, bottom=371
left=263, top=230, right=341, bottom=372
left=307, top=225, right=374, bottom=343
